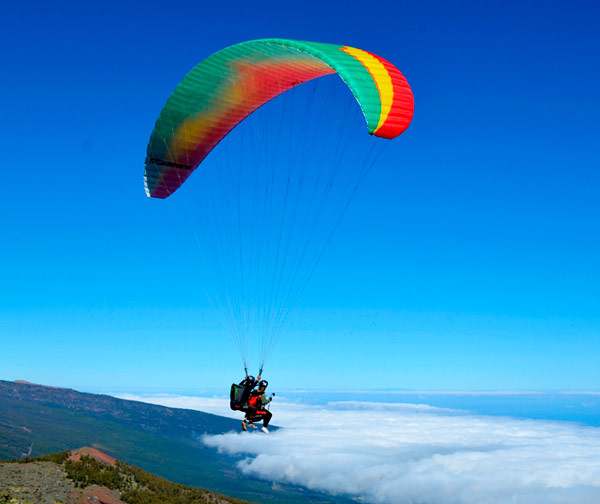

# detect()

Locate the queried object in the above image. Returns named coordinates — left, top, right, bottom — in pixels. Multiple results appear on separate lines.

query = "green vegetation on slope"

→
left=63, top=455, right=250, bottom=504
left=3, top=453, right=251, bottom=504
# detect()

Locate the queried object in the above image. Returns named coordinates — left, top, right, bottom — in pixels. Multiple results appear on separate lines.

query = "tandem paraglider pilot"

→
left=230, top=375, right=274, bottom=434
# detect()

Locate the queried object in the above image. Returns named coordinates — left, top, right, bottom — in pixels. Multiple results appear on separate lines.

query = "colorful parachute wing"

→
left=144, top=38, right=414, bottom=199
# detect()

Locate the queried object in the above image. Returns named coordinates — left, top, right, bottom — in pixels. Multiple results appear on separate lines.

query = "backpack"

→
left=230, top=383, right=245, bottom=410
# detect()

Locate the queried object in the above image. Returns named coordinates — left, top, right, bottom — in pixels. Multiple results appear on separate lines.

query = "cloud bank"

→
left=118, top=394, right=600, bottom=504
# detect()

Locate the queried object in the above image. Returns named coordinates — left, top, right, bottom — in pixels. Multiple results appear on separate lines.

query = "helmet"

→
left=246, top=376, right=256, bottom=384
left=258, top=380, right=268, bottom=389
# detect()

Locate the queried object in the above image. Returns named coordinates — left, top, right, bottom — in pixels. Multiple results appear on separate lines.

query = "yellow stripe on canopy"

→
left=341, top=46, right=395, bottom=134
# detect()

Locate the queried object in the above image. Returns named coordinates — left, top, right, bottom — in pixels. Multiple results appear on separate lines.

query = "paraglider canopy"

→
left=144, top=38, right=414, bottom=199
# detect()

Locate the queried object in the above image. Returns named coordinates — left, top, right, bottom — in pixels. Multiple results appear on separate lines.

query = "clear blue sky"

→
left=2, top=0, right=599, bottom=391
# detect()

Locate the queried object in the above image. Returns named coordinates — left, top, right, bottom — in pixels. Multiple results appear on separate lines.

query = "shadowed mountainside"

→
left=1, top=380, right=238, bottom=437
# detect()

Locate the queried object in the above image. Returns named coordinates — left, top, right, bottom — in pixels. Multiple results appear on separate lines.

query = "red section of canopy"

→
left=367, top=50, right=414, bottom=140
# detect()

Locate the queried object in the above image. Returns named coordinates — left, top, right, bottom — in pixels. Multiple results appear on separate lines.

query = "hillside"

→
left=0, top=380, right=349, bottom=504
left=0, top=447, right=251, bottom=504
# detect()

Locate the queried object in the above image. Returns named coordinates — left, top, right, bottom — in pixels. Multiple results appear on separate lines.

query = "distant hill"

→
left=0, top=380, right=349, bottom=504
left=0, top=446, right=251, bottom=504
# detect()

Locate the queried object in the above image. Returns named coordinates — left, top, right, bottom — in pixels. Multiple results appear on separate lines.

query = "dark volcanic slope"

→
left=0, top=380, right=348, bottom=504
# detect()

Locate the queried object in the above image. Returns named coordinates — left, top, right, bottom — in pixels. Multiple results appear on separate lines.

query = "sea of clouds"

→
left=117, top=393, right=600, bottom=504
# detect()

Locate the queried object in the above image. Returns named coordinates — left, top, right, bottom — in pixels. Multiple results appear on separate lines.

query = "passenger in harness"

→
left=243, top=380, right=273, bottom=434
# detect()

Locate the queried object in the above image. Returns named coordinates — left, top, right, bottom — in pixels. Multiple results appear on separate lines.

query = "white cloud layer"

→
left=117, top=394, right=600, bottom=504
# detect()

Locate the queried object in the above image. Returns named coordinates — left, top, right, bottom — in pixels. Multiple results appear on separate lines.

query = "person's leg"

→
left=253, top=409, right=266, bottom=422
left=242, top=405, right=257, bottom=421
left=253, top=409, right=272, bottom=433
left=241, top=405, right=257, bottom=430
left=262, top=410, right=273, bottom=428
